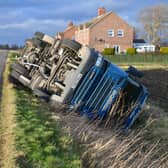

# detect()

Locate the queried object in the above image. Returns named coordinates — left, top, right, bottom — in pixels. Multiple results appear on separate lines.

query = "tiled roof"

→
left=79, top=12, right=112, bottom=29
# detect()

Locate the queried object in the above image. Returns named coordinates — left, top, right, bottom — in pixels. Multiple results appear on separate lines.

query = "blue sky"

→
left=0, top=0, right=167, bottom=45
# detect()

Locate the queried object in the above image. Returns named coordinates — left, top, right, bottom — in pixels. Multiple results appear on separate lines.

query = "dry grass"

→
left=79, top=120, right=168, bottom=168
left=0, top=59, right=16, bottom=168
left=51, top=104, right=168, bottom=168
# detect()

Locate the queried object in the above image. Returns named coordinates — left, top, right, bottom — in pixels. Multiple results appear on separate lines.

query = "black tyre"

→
left=10, top=70, right=20, bottom=80
left=33, top=88, right=50, bottom=101
left=26, top=38, right=44, bottom=48
left=11, top=63, right=30, bottom=78
left=9, top=71, right=19, bottom=85
left=31, top=37, right=44, bottom=48
left=61, top=39, right=82, bottom=52
left=34, top=31, right=44, bottom=40
left=9, top=70, right=30, bottom=86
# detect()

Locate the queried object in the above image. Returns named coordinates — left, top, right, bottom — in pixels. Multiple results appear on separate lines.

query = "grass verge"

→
left=0, top=53, right=81, bottom=168
left=0, top=58, right=16, bottom=168
left=14, top=87, right=81, bottom=168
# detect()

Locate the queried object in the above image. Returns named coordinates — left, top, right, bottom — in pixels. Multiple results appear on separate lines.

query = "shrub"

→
left=126, top=48, right=137, bottom=55
left=160, top=47, right=168, bottom=54
left=103, top=48, right=115, bottom=55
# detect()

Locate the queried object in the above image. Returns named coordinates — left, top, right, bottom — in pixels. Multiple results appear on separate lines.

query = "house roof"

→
left=64, top=25, right=76, bottom=31
left=79, top=12, right=112, bottom=29
left=78, top=11, right=133, bottom=30
left=133, top=39, right=146, bottom=43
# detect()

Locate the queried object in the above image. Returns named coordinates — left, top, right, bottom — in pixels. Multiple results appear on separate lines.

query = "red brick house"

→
left=59, top=8, right=134, bottom=53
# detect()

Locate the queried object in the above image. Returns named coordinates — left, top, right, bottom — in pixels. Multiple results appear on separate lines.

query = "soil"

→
left=140, top=68, right=168, bottom=111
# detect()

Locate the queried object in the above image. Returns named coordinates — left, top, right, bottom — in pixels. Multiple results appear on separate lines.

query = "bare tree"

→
left=138, top=4, right=168, bottom=45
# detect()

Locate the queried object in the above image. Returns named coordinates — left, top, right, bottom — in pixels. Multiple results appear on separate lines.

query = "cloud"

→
left=0, top=0, right=57, bottom=8
left=0, top=0, right=135, bottom=22
left=0, top=0, right=167, bottom=45
left=0, top=18, right=67, bottom=44
left=0, top=19, right=67, bottom=30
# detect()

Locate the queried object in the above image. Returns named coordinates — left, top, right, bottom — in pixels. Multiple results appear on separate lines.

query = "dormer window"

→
left=107, top=29, right=114, bottom=37
left=117, top=29, right=124, bottom=37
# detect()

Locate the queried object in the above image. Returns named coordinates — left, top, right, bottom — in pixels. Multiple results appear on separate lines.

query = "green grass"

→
left=104, top=53, right=168, bottom=64
left=8, top=52, right=18, bottom=62
left=7, top=52, right=81, bottom=168
left=0, top=57, right=16, bottom=168
left=14, top=87, right=81, bottom=168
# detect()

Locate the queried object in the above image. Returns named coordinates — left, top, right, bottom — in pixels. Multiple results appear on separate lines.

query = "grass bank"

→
left=0, top=53, right=81, bottom=168
left=0, top=58, right=16, bottom=168
left=15, top=87, right=81, bottom=168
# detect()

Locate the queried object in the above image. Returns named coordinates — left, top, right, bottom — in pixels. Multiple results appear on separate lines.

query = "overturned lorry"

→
left=10, top=32, right=148, bottom=130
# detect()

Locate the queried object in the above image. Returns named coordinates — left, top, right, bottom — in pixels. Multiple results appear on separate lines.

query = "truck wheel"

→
left=31, top=38, right=44, bottom=48
left=10, top=69, right=30, bottom=87
left=34, top=31, right=44, bottom=40
left=33, top=88, right=50, bottom=101
left=61, top=39, right=82, bottom=52
left=9, top=70, right=22, bottom=85
left=11, top=63, right=30, bottom=78
left=26, top=38, right=43, bottom=48
left=10, top=70, right=20, bottom=80
left=35, top=32, right=54, bottom=45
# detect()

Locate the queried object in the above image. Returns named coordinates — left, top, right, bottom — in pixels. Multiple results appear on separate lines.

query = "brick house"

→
left=59, top=8, right=134, bottom=53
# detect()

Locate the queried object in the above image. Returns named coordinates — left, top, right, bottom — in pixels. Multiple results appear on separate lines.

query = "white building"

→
left=133, top=39, right=155, bottom=53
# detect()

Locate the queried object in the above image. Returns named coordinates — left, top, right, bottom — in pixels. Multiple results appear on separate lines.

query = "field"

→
left=0, top=53, right=168, bottom=168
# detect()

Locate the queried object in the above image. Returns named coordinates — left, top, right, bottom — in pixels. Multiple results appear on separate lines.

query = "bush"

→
left=103, top=48, right=115, bottom=55
left=126, top=48, right=137, bottom=55
left=160, top=47, right=168, bottom=54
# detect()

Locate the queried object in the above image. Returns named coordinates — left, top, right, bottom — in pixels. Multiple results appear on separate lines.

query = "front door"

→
left=113, top=45, right=120, bottom=54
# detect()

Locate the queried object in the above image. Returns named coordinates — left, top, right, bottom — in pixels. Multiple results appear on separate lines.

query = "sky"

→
left=0, top=0, right=167, bottom=45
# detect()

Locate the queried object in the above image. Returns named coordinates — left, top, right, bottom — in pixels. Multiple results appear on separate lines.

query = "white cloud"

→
left=0, top=19, right=67, bottom=29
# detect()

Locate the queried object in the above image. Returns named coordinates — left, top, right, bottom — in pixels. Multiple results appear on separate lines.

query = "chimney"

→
left=67, top=21, right=73, bottom=28
left=98, top=7, right=106, bottom=16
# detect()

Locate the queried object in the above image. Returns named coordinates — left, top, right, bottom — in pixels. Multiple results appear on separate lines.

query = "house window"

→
left=107, top=29, right=114, bottom=37
left=117, top=29, right=124, bottom=37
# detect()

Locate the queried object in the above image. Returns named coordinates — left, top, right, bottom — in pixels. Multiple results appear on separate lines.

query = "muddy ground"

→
left=140, top=69, right=168, bottom=111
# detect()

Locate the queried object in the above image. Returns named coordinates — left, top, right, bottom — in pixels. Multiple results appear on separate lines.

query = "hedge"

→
left=102, top=48, right=115, bottom=55
left=126, top=48, right=137, bottom=55
left=160, top=47, right=168, bottom=54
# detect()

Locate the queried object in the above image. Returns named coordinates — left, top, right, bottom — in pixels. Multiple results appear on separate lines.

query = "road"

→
left=0, top=50, right=8, bottom=94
